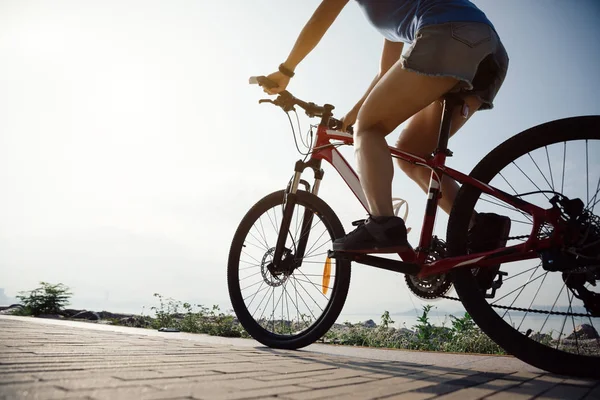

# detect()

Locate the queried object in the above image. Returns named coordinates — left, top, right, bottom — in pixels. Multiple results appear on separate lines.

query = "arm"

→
left=265, top=0, right=349, bottom=94
left=342, top=39, right=404, bottom=128
left=283, top=0, right=349, bottom=71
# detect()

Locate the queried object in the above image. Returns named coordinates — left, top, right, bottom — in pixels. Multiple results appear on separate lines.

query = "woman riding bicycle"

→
left=264, top=0, right=509, bottom=256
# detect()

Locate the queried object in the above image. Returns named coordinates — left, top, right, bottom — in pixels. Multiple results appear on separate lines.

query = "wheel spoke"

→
left=528, top=152, right=554, bottom=193
left=586, top=139, right=589, bottom=205
left=241, top=250, right=263, bottom=266
left=501, top=266, right=543, bottom=319
left=291, top=275, right=319, bottom=321
left=293, top=276, right=334, bottom=293
left=292, top=274, right=325, bottom=312
left=539, top=278, right=567, bottom=341
left=561, top=141, right=566, bottom=193
left=295, top=269, right=332, bottom=301
left=255, top=285, right=275, bottom=321
left=240, top=278, right=265, bottom=293
left=244, top=281, right=266, bottom=307
left=302, top=251, right=331, bottom=259
left=587, top=175, right=600, bottom=213
left=545, top=146, right=555, bottom=191
left=491, top=272, right=547, bottom=305
left=516, top=269, right=549, bottom=332
left=567, top=290, right=580, bottom=355
left=511, top=160, right=550, bottom=201
left=303, top=227, right=330, bottom=259
left=269, top=284, right=286, bottom=331
left=244, top=237, right=269, bottom=252
left=304, top=237, right=333, bottom=260
left=239, top=271, right=262, bottom=282
left=503, top=264, right=540, bottom=283
left=256, top=216, right=270, bottom=250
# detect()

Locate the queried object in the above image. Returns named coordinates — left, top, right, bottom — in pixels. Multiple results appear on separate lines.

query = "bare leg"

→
left=354, top=63, right=459, bottom=217
left=395, top=95, right=483, bottom=214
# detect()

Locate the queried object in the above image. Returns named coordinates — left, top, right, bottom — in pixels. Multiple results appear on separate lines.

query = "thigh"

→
left=355, top=63, right=459, bottom=135
left=397, top=95, right=483, bottom=158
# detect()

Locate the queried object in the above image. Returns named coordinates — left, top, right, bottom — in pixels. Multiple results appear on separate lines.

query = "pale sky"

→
left=1, top=0, right=599, bottom=322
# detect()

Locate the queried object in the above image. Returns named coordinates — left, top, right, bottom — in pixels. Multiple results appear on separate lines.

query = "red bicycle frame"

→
left=295, top=111, right=562, bottom=279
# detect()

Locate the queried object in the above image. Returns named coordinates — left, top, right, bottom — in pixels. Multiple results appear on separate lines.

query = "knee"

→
left=353, top=121, right=391, bottom=148
left=394, top=133, right=420, bottom=176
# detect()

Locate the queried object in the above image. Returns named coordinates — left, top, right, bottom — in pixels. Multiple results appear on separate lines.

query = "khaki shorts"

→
left=401, top=22, right=509, bottom=110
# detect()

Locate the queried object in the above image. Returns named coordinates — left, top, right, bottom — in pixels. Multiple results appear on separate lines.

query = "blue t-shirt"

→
left=355, top=0, right=494, bottom=43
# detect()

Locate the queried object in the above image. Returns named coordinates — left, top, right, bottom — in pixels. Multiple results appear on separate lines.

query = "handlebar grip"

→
left=249, top=76, right=278, bottom=90
left=328, top=118, right=354, bottom=134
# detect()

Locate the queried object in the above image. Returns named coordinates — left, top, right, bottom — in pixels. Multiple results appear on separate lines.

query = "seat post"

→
left=435, top=94, right=464, bottom=156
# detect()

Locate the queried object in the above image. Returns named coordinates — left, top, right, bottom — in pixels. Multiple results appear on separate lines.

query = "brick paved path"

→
left=1, top=316, right=598, bottom=400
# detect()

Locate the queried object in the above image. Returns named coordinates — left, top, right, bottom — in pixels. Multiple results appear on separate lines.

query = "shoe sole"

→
left=332, top=244, right=411, bottom=254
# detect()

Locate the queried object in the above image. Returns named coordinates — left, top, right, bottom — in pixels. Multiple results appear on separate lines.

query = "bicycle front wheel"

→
left=448, top=116, right=600, bottom=378
left=227, top=190, right=351, bottom=349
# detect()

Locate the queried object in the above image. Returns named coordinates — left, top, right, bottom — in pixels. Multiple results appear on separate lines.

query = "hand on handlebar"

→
left=250, top=74, right=351, bottom=133
left=263, top=71, right=290, bottom=95
left=340, top=107, right=358, bottom=133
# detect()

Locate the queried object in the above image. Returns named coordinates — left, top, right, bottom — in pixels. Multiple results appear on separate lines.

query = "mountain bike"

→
left=227, top=76, right=600, bottom=378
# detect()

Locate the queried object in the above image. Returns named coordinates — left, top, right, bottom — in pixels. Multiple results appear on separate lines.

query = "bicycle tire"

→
left=448, top=115, right=600, bottom=378
left=228, top=190, right=351, bottom=349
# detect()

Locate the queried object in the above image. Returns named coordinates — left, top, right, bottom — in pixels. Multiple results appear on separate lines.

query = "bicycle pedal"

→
left=484, top=270, right=508, bottom=299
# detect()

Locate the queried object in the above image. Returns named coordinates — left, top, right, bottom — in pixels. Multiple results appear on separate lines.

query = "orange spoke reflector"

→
left=322, top=258, right=332, bottom=295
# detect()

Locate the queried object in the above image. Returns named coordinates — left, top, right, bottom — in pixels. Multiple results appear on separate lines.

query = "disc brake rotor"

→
left=261, top=247, right=293, bottom=287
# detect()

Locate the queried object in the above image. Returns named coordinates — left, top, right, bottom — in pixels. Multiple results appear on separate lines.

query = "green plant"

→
left=148, top=293, right=246, bottom=337
left=150, top=293, right=181, bottom=329
left=15, top=282, right=72, bottom=316
left=413, top=304, right=434, bottom=343
left=450, top=312, right=476, bottom=334
left=380, top=310, right=395, bottom=329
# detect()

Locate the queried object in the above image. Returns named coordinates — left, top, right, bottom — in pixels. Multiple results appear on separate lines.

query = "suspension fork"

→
left=272, top=158, right=325, bottom=266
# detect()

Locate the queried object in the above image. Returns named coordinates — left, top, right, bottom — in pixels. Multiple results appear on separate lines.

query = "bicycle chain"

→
left=437, top=234, right=594, bottom=318
left=438, top=294, right=592, bottom=317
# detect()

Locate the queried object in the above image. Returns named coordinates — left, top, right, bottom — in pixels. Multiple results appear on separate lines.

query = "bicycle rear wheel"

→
left=448, top=116, right=600, bottom=378
left=228, top=190, right=351, bottom=349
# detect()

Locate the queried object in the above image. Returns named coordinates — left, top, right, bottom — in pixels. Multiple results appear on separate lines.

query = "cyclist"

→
left=264, top=0, right=510, bottom=285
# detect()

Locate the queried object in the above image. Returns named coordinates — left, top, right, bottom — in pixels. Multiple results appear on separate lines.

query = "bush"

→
left=148, top=293, right=246, bottom=337
left=15, top=282, right=72, bottom=316
left=322, top=305, right=505, bottom=355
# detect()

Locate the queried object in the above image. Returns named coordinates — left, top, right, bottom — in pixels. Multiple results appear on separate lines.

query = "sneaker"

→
left=469, top=212, right=511, bottom=290
left=333, top=215, right=410, bottom=253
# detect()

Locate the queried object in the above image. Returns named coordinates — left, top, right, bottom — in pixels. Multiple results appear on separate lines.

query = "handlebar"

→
left=249, top=76, right=352, bottom=134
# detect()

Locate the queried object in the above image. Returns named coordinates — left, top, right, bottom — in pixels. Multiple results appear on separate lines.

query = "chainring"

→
left=405, top=236, right=454, bottom=300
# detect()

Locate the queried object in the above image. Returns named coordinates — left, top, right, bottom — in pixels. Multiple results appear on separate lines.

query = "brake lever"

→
left=259, top=99, right=275, bottom=105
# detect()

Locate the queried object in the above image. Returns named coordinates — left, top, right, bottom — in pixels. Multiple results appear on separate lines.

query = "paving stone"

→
left=0, top=385, right=92, bottom=400
left=537, top=384, right=594, bottom=400
left=485, top=379, right=558, bottom=399
left=255, top=368, right=339, bottom=381
left=297, top=375, right=374, bottom=389
left=433, top=378, right=524, bottom=400
left=70, top=385, right=172, bottom=400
